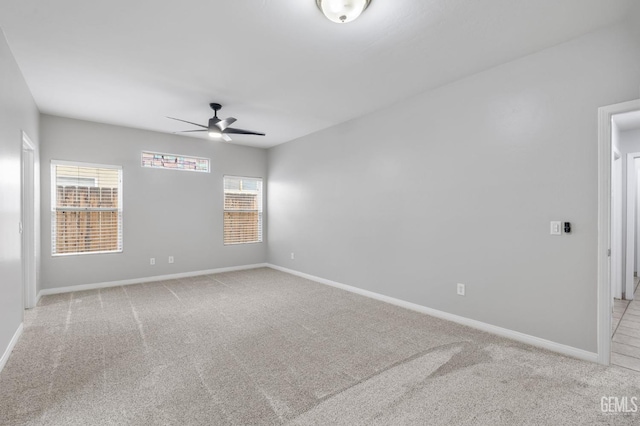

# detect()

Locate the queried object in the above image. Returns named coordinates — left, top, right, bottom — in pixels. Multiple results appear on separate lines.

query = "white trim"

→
left=612, top=148, right=622, bottom=299
left=636, top=167, right=640, bottom=280
left=52, top=248, right=123, bottom=258
left=21, top=132, right=37, bottom=309
left=224, top=174, right=265, bottom=181
left=0, top=323, right=23, bottom=374
left=22, top=131, right=35, bottom=150
left=50, top=159, right=122, bottom=170
left=38, top=263, right=268, bottom=296
left=267, top=264, right=598, bottom=363
left=598, top=99, right=640, bottom=366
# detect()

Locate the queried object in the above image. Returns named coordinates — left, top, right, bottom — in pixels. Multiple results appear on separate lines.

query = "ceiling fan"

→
left=168, top=103, right=265, bottom=142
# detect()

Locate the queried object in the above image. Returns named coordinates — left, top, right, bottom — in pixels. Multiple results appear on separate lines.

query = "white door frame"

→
left=625, top=152, right=640, bottom=301
left=611, top=148, right=622, bottom=300
left=598, top=99, right=640, bottom=365
left=21, top=131, right=36, bottom=309
left=636, top=168, right=640, bottom=281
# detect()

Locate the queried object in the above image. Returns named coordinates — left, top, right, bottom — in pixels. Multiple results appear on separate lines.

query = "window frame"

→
left=141, top=150, right=210, bottom=173
left=50, top=160, right=124, bottom=257
left=223, top=175, right=264, bottom=246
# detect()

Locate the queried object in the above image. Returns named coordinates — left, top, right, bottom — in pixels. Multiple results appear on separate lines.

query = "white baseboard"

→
left=39, top=263, right=269, bottom=297
left=267, top=264, right=599, bottom=364
left=0, top=323, right=23, bottom=374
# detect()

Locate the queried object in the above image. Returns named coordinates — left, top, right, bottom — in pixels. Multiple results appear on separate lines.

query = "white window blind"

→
left=51, top=161, right=123, bottom=255
left=224, top=176, right=263, bottom=245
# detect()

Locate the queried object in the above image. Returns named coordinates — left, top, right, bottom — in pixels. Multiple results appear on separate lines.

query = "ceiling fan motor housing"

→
left=208, top=118, right=220, bottom=129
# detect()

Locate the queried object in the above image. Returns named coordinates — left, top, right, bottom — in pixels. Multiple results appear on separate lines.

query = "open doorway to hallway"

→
left=610, top=110, right=640, bottom=302
left=598, top=99, right=640, bottom=365
left=609, top=108, right=640, bottom=370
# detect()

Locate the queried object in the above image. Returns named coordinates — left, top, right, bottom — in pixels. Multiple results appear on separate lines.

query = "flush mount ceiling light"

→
left=316, top=0, right=371, bottom=24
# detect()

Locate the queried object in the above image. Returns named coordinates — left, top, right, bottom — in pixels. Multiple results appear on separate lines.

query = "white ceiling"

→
left=0, top=0, right=634, bottom=148
left=613, top=110, right=640, bottom=132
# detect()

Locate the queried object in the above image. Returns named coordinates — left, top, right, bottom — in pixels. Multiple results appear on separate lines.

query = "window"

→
left=141, top=151, right=210, bottom=173
left=224, top=176, right=263, bottom=245
left=51, top=161, right=123, bottom=255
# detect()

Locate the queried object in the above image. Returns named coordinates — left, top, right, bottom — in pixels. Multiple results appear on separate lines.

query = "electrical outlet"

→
left=457, top=283, right=465, bottom=296
left=291, top=252, right=295, bottom=260
left=150, top=258, right=155, bottom=265
left=168, top=256, right=174, bottom=264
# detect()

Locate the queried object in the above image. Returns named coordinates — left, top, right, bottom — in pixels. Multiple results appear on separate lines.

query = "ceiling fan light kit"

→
left=316, top=0, right=371, bottom=24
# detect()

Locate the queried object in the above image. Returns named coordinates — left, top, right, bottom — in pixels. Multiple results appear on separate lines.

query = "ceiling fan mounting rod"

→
left=209, top=103, right=222, bottom=118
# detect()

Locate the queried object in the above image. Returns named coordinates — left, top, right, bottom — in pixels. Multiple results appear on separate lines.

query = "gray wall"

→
left=40, top=115, right=267, bottom=289
left=267, top=22, right=640, bottom=353
left=0, top=30, right=40, bottom=357
left=633, top=2, right=640, bottom=46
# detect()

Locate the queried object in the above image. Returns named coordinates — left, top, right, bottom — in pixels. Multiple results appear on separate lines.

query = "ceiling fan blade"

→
left=166, top=117, right=208, bottom=128
left=216, top=117, right=237, bottom=131
left=208, top=117, right=221, bottom=130
left=173, top=129, right=207, bottom=133
left=221, top=134, right=232, bottom=142
left=224, top=127, right=266, bottom=136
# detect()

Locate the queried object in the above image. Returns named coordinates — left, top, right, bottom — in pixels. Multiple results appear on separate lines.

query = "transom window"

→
left=223, top=176, right=263, bottom=245
left=141, top=151, right=210, bottom=173
left=51, top=161, right=123, bottom=255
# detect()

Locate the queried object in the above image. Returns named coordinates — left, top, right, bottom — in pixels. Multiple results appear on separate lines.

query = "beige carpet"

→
left=0, top=268, right=638, bottom=425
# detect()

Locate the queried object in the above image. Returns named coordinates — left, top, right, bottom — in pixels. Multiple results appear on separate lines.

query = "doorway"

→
left=598, top=99, right=640, bottom=365
left=624, top=152, right=640, bottom=301
left=21, top=132, right=36, bottom=309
